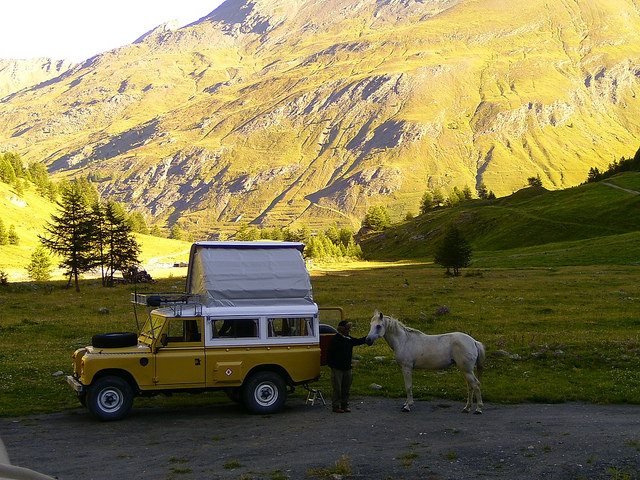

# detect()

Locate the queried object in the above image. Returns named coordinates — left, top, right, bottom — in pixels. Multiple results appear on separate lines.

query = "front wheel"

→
left=87, top=376, right=134, bottom=421
left=242, top=371, right=287, bottom=414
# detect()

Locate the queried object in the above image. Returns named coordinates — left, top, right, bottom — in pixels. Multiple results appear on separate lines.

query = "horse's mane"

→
left=383, top=314, right=424, bottom=336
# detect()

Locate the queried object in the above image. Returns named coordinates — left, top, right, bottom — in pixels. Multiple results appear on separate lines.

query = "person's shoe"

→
left=332, top=407, right=345, bottom=413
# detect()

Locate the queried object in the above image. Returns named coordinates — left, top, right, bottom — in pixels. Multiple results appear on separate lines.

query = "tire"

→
left=87, top=376, right=134, bottom=421
left=91, top=332, right=138, bottom=348
left=242, top=371, right=287, bottom=414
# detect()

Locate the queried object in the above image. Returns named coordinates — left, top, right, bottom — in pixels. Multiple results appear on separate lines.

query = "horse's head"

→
left=366, top=310, right=386, bottom=345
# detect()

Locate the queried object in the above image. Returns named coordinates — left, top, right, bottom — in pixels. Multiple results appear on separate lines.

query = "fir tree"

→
left=27, top=246, right=52, bottom=281
left=7, top=225, right=18, bottom=245
left=96, top=201, right=141, bottom=286
left=40, top=182, right=96, bottom=291
left=0, top=219, right=7, bottom=245
left=128, top=211, right=149, bottom=234
left=362, top=205, right=391, bottom=231
left=420, top=191, right=434, bottom=214
left=434, top=225, right=472, bottom=276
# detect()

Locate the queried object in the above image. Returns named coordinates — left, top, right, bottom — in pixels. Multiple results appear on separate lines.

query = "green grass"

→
left=1, top=259, right=639, bottom=417
left=307, top=455, right=352, bottom=478
left=311, top=262, right=640, bottom=406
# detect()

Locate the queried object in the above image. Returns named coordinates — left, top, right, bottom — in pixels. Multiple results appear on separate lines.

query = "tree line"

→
left=0, top=152, right=57, bottom=200
left=234, top=224, right=362, bottom=260
left=586, top=147, right=640, bottom=183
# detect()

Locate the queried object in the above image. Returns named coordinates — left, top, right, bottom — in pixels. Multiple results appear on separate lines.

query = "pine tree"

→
left=40, top=182, right=96, bottom=291
left=362, top=205, right=391, bottom=231
left=91, top=202, right=108, bottom=285
left=99, top=201, right=141, bottom=286
left=0, top=156, right=16, bottom=184
left=420, top=191, right=434, bottom=214
left=7, top=225, right=18, bottom=245
left=432, top=188, right=445, bottom=208
left=434, top=225, right=472, bottom=276
left=0, top=219, right=7, bottom=245
left=128, top=211, right=149, bottom=234
left=27, top=246, right=52, bottom=281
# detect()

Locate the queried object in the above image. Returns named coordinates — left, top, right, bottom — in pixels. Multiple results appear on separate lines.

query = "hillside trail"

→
left=601, top=182, right=640, bottom=196
left=1, top=397, right=639, bottom=480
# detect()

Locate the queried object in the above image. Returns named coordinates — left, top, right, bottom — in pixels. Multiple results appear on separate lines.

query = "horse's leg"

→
left=473, top=373, right=484, bottom=414
left=462, top=378, right=473, bottom=414
left=401, top=365, right=414, bottom=412
left=462, top=370, right=483, bottom=414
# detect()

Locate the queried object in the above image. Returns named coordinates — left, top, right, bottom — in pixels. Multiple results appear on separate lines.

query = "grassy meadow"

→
left=1, top=261, right=639, bottom=417
left=1, top=171, right=639, bottom=417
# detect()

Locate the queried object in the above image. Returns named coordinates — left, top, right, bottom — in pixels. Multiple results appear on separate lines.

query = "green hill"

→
left=361, top=172, right=640, bottom=267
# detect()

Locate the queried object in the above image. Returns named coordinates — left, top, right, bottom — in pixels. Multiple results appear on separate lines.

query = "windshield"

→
left=138, top=314, right=165, bottom=345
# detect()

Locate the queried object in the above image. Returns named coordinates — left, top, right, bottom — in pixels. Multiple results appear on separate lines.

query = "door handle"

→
left=195, top=358, right=201, bottom=366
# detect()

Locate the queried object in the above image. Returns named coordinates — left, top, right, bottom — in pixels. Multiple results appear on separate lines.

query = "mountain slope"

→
left=0, top=58, right=75, bottom=98
left=1, top=0, right=639, bottom=236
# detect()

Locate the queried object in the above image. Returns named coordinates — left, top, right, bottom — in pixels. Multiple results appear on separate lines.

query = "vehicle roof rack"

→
left=131, top=292, right=203, bottom=316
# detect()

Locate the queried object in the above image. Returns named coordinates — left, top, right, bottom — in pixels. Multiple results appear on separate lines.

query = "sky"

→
left=0, top=1, right=226, bottom=63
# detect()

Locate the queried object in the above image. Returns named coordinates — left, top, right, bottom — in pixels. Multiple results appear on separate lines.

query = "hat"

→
left=338, top=320, right=352, bottom=328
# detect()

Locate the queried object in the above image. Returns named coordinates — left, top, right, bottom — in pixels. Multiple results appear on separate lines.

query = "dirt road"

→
left=1, top=397, right=639, bottom=479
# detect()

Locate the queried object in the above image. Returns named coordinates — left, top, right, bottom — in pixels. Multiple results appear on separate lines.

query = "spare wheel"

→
left=91, top=332, right=138, bottom=348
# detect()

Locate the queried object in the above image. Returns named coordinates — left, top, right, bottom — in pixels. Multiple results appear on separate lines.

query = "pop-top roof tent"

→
left=185, top=241, right=315, bottom=308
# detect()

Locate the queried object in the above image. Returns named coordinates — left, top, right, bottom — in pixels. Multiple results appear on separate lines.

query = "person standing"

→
left=327, top=320, right=367, bottom=413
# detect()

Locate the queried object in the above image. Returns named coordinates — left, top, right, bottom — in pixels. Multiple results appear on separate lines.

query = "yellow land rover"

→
left=66, top=241, right=334, bottom=421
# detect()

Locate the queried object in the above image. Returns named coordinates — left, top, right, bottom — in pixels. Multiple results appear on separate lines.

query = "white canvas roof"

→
left=185, top=241, right=315, bottom=307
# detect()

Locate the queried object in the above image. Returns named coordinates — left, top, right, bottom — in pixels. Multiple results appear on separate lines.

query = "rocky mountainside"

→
left=1, top=0, right=639, bottom=236
left=0, top=58, right=75, bottom=98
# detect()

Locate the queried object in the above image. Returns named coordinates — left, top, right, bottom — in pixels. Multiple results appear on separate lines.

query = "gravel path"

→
left=1, top=397, right=639, bottom=479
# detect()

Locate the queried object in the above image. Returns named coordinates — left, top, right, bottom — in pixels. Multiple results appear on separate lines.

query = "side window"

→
left=268, top=317, right=312, bottom=337
left=166, top=319, right=201, bottom=344
left=212, top=318, right=258, bottom=339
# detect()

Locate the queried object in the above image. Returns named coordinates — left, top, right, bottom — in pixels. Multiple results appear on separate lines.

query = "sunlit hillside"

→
left=1, top=0, right=639, bottom=237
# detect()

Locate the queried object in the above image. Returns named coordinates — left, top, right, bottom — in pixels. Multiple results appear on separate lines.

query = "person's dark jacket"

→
left=327, top=333, right=366, bottom=370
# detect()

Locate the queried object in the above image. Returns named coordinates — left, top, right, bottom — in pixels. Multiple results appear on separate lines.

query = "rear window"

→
left=268, top=317, right=313, bottom=337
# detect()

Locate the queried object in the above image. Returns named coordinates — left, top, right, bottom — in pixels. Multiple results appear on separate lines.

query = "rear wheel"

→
left=242, top=372, right=287, bottom=414
left=87, top=376, right=133, bottom=421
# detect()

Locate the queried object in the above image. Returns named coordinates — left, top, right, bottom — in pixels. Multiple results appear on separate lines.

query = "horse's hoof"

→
left=401, top=405, right=411, bottom=412
left=473, top=410, right=483, bottom=415
left=461, top=407, right=470, bottom=414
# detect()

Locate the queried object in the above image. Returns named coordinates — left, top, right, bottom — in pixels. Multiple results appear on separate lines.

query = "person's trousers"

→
left=331, top=368, right=353, bottom=409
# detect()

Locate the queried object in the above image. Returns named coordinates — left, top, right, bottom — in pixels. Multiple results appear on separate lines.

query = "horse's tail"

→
left=475, top=341, right=486, bottom=378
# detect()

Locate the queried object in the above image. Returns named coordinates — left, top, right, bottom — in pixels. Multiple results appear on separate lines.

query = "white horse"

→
left=365, top=310, right=485, bottom=414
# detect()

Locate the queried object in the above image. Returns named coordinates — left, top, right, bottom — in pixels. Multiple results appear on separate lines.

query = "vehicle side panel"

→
left=206, top=345, right=320, bottom=386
